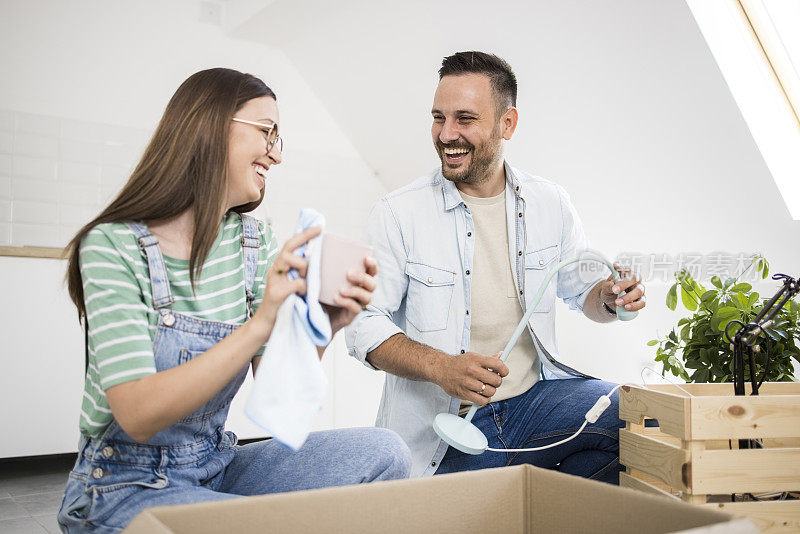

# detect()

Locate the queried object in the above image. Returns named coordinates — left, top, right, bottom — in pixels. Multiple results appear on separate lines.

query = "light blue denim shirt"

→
left=346, top=162, right=603, bottom=477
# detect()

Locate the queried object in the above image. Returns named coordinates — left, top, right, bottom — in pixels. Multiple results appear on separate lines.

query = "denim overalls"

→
left=58, top=215, right=261, bottom=532
left=58, top=214, right=412, bottom=533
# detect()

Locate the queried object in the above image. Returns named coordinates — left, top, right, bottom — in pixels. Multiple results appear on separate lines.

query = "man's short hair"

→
left=438, top=51, right=518, bottom=115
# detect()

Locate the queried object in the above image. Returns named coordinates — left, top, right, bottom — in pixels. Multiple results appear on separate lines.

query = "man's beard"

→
left=437, top=128, right=503, bottom=186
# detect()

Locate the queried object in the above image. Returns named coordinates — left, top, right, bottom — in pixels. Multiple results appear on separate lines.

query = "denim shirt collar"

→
left=440, top=160, right=521, bottom=211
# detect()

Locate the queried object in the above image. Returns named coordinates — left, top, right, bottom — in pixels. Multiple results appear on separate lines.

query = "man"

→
left=346, top=51, right=646, bottom=480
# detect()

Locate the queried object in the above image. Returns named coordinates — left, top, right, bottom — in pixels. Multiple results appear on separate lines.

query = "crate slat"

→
left=691, top=395, right=800, bottom=440
left=638, top=383, right=800, bottom=396
left=619, top=429, right=688, bottom=491
left=692, top=448, right=800, bottom=494
left=619, top=385, right=689, bottom=438
left=620, top=471, right=679, bottom=500
left=702, top=501, right=800, bottom=534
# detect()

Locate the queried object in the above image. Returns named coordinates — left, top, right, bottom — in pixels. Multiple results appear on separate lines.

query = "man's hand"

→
left=432, top=352, right=509, bottom=406
left=599, top=263, right=646, bottom=313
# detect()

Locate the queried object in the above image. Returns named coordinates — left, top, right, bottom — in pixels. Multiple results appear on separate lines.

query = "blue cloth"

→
left=345, top=162, right=605, bottom=477
left=286, top=208, right=332, bottom=346
left=245, top=208, right=332, bottom=450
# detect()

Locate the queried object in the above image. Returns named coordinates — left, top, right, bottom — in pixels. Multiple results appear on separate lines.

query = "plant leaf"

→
left=681, top=286, right=698, bottom=311
left=668, top=330, right=679, bottom=343
left=666, top=284, right=678, bottom=311
left=717, top=306, right=740, bottom=319
left=694, top=368, right=710, bottom=382
left=734, top=293, right=750, bottom=311
left=680, top=324, right=691, bottom=342
left=700, top=290, right=718, bottom=303
left=723, top=277, right=735, bottom=290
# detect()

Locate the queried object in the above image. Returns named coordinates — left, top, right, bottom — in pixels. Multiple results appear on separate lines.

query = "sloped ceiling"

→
left=228, top=0, right=800, bottom=263
left=230, top=0, right=762, bottom=193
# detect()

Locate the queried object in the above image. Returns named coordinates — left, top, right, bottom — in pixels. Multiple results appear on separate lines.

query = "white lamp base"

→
left=433, top=412, right=488, bottom=455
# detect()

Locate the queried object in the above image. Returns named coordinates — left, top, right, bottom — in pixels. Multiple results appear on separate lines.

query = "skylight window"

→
left=686, top=0, right=800, bottom=220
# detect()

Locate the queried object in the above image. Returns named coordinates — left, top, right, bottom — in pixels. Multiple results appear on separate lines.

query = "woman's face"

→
left=226, top=96, right=282, bottom=210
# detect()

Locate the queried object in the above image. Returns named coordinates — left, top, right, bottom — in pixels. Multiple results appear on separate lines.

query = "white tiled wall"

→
left=0, top=0, right=394, bottom=456
left=0, top=109, right=149, bottom=248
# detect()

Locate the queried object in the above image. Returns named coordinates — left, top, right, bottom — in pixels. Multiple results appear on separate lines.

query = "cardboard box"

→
left=124, top=464, right=758, bottom=533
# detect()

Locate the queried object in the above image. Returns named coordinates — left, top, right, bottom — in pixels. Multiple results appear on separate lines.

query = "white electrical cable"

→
left=485, top=384, right=621, bottom=453
left=481, top=369, right=696, bottom=454
left=486, top=421, right=588, bottom=453
left=640, top=366, right=694, bottom=397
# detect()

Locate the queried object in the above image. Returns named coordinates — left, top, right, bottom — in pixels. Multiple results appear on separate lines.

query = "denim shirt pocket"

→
left=524, top=244, right=560, bottom=312
left=405, top=261, right=456, bottom=332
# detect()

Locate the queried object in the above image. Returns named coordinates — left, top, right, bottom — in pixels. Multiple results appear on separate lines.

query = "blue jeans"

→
left=58, top=428, right=411, bottom=533
left=435, top=378, right=623, bottom=484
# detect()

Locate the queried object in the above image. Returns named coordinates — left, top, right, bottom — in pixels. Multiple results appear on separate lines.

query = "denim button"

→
left=539, top=260, right=544, bottom=266
left=163, top=313, right=175, bottom=327
left=427, top=277, right=433, bottom=283
left=92, top=468, right=104, bottom=479
left=101, top=446, right=114, bottom=458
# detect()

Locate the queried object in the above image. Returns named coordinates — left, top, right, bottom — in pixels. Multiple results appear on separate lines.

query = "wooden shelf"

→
left=0, top=246, right=66, bottom=259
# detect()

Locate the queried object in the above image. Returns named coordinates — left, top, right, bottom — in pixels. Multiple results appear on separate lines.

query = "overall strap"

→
left=240, top=213, right=261, bottom=318
left=127, top=222, right=174, bottom=311
left=84, top=318, right=89, bottom=372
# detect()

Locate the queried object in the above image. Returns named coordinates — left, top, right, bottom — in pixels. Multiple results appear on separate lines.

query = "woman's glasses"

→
left=232, top=118, right=283, bottom=153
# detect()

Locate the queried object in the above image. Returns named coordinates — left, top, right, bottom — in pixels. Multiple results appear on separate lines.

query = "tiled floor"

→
left=0, top=455, right=73, bottom=533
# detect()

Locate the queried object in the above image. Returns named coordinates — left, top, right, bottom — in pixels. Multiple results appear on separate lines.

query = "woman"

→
left=58, top=68, right=411, bottom=533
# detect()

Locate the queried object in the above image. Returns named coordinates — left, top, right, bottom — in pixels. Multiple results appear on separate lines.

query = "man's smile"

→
left=442, top=146, right=471, bottom=166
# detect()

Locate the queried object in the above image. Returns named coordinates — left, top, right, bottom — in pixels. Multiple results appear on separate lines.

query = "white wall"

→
left=2, top=0, right=798, bottom=457
left=234, top=0, right=800, bottom=386
left=0, top=0, right=387, bottom=457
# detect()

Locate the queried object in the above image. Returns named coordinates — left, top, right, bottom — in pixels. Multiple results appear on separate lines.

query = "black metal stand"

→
left=725, top=273, right=799, bottom=397
left=720, top=272, right=799, bottom=500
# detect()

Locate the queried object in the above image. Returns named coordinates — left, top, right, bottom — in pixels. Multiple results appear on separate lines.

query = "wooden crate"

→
left=618, top=382, right=800, bottom=533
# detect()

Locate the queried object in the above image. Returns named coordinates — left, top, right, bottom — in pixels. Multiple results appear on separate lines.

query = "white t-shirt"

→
left=459, top=189, right=539, bottom=414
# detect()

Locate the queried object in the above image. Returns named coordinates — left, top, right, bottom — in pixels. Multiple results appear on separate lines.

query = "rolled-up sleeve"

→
left=346, top=199, right=408, bottom=369
left=556, top=185, right=603, bottom=312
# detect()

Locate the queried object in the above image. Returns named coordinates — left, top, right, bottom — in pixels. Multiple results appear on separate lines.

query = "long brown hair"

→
left=66, top=68, right=275, bottom=320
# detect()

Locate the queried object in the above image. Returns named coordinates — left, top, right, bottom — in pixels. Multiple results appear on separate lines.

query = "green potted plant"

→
left=650, top=255, right=800, bottom=383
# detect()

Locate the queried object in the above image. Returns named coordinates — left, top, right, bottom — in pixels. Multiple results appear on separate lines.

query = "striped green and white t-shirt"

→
left=78, top=211, right=278, bottom=437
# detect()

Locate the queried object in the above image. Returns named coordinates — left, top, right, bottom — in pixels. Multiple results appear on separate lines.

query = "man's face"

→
left=431, top=74, right=504, bottom=185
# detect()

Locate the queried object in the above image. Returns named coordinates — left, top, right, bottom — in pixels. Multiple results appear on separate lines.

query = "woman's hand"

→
left=252, top=226, right=322, bottom=339
left=323, top=256, right=378, bottom=335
